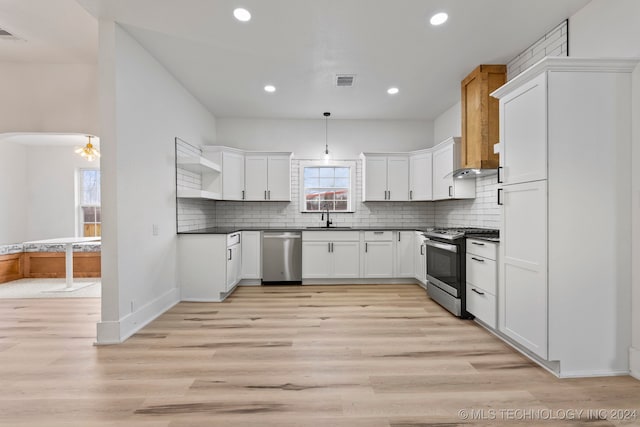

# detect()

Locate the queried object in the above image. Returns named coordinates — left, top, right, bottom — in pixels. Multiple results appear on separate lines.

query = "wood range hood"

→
left=456, top=64, right=506, bottom=179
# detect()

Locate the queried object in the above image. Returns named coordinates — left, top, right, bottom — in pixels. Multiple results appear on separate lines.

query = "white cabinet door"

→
left=395, top=231, right=414, bottom=278
left=244, top=155, right=268, bottom=200
left=267, top=155, right=291, bottom=201
left=225, top=244, right=241, bottom=291
left=432, top=142, right=454, bottom=200
left=364, top=156, right=388, bottom=201
left=241, top=231, right=261, bottom=279
left=302, top=241, right=332, bottom=278
left=500, top=72, right=547, bottom=185
left=387, top=157, right=409, bottom=201
left=178, top=235, right=227, bottom=301
left=332, top=241, right=360, bottom=278
left=499, top=180, right=548, bottom=358
left=363, top=241, right=393, bottom=278
left=409, top=152, right=432, bottom=201
left=414, top=233, right=426, bottom=284
left=222, top=150, right=245, bottom=200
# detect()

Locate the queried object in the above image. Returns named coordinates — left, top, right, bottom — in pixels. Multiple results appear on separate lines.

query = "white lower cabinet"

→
left=179, top=233, right=241, bottom=302
left=363, top=232, right=393, bottom=278
left=302, top=232, right=359, bottom=279
left=465, top=238, right=498, bottom=329
left=395, top=231, right=415, bottom=278
left=241, top=231, right=261, bottom=279
left=414, top=232, right=427, bottom=285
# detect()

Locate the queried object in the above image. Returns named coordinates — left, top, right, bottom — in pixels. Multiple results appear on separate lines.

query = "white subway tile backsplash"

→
left=507, top=20, right=568, bottom=80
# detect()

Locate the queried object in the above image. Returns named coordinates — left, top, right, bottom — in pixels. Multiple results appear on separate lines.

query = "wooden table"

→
left=23, top=237, right=101, bottom=292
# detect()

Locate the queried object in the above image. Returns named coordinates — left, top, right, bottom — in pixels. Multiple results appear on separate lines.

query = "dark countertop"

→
left=179, top=226, right=434, bottom=235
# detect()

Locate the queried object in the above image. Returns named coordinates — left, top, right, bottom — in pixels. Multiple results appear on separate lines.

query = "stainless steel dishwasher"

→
left=262, top=231, right=302, bottom=283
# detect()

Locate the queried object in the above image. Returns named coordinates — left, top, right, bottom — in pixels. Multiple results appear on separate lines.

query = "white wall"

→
left=433, top=102, right=461, bottom=143
left=570, top=0, right=640, bottom=57
left=0, top=64, right=98, bottom=135
left=216, top=118, right=434, bottom=158
left=569, top=0, right=640, bottom=379
left=0, top=141, right=27, bottom=245
left=97, top=22, right=217, bottom=343
left=25, top=145, right=98, bottom=241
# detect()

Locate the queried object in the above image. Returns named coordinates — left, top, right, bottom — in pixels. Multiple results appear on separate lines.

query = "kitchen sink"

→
left=305, top=226, right=353, bottom=230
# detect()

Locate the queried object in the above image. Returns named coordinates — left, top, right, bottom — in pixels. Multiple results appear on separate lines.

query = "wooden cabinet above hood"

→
left=461, top=64, right=506, bottom=169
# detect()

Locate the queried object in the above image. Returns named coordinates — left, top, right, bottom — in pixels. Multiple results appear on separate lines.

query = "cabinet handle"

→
left=448, top=186, right=453, bottom=197
left=268, top=190, right=271, bottom=200
left=331, top=242, right=334, bottom=252
left=471, top=242, right=485, bottom=246
left=409, top=190, right=413, bottom=200
left=388, top=190, right=391, bottom=200
left=471, top=257, right=485, bottom=263
left=228, top=249, right=232, bottom=260
left=264, top=190, right=267, bottom=200
left=242, top=190, right=245, bottom=200
left=471, top=288, right=485, bottom=296
left=328, top=242, right=331, bottom=253
left=365, top=243, right=368, bottom=252
left=420, top=244, right=424, bottom=255
left=497, top=166, right=503, bottom=184
left=398, top=233, right=401, bottom=242
left=497, top=188, right=503, bottom=206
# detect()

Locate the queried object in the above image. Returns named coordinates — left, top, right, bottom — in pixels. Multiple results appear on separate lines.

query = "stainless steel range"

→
left=424, top=228, right=499, bottom=317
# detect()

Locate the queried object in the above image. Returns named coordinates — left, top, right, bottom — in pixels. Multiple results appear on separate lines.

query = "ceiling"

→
left=2, top=0, right=591, bottom=120
left=0, top=0, right=97, bottom=63
left=0, top=133, right=99, bottom=147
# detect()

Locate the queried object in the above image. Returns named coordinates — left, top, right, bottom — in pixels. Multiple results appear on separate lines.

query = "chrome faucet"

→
left=321, top=205, right=333, bottom=228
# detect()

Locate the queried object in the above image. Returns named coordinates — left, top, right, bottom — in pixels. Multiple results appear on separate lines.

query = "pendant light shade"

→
left=75, top=135, right=100, bottom=162
left=323, top=112, right=331, bottom=161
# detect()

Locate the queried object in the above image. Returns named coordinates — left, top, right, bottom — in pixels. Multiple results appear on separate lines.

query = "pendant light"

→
left=323, top=112, right=331, bottom=162
left=75, top=135, right=100, bottom=162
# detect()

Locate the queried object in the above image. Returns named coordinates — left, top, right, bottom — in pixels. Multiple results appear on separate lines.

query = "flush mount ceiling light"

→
left=323, top=112, right=331, bottom=161
left=430, top=12, right=448, bottom=26
left=264, top=84, right=276, bottom=93
left=75, top=135, right=100, bottom=162
left=387, top=87, right=399, bottom=95
left=233, top=7, right=251, bottom=22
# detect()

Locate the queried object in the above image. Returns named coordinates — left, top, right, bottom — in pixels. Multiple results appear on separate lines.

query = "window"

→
left=78, top=169, right=101, bottom=237
left=300, top=161, right=355, bottom=212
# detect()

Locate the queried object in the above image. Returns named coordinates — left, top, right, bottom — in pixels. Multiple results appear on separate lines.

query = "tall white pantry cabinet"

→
left=492, top=57, right=637, bottom=377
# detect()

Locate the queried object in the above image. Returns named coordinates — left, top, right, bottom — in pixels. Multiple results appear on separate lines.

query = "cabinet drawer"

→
left=364, top=231, right=392, bottom=241
left=303, top=231, right=360, bottom=241
left=466, top=238, right=497, bottom=260
left=227, top=232, right=241, bottom=246
left=466, top=283, right=496, bottom=329
left=466, top=254, right=497, bottom=295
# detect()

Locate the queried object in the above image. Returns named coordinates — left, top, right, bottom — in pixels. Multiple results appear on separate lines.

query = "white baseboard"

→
left=238, top=279, right=262, bottom=286
left=302, top=278, right=418, bottom=285
left=630, top=346, right=640, bottom=380
left=95, top=287, right=180, bottom=345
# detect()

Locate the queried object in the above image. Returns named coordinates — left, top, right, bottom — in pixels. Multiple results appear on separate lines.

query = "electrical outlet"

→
left=152, top=224, right=159, bottom=236
left=130, top=300, right=135, bottom=313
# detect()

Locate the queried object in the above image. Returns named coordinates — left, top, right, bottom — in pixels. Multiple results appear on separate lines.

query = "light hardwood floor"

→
left=1, top=284, right=639, bottom=426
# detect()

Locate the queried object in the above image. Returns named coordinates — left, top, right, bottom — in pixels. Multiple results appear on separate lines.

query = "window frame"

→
left=77, top=168, right=101, bottom=237
left=299, top=160, right=356, bottom=213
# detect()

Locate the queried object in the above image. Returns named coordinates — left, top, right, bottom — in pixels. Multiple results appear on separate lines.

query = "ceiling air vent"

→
left=335, top=74, right=356, bottom=87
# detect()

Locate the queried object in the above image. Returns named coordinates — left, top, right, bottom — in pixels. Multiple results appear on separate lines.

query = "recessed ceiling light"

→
left=387, top=87, right=399, bottom=95
left=264, top=85, right=276, bottom=93
left=233, top=7, right=251, bottom=22
left=430, top=12, right=448, bottom=26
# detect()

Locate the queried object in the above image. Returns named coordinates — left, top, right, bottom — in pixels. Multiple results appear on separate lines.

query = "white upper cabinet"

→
left=432, top=137, right=475, bottom=201
left=244, top=153, right=292, bottom=201
left=409, top=151, right=433, bottom=201
left=499, top=72, right=547, bottom=185
left=361, top=154, right=409, bottom=201
left=222, top=150, right=245, bottom=200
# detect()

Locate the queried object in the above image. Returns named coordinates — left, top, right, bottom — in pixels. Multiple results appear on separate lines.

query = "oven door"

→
left=425, top=238, right=462, bottom=297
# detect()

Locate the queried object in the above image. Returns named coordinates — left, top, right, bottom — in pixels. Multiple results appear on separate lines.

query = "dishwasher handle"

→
left=263, top=233, right=302, bottom=239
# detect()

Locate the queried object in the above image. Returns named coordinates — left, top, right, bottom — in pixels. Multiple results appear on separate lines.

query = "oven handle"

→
left=425, top=239, right=458, bottom=253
